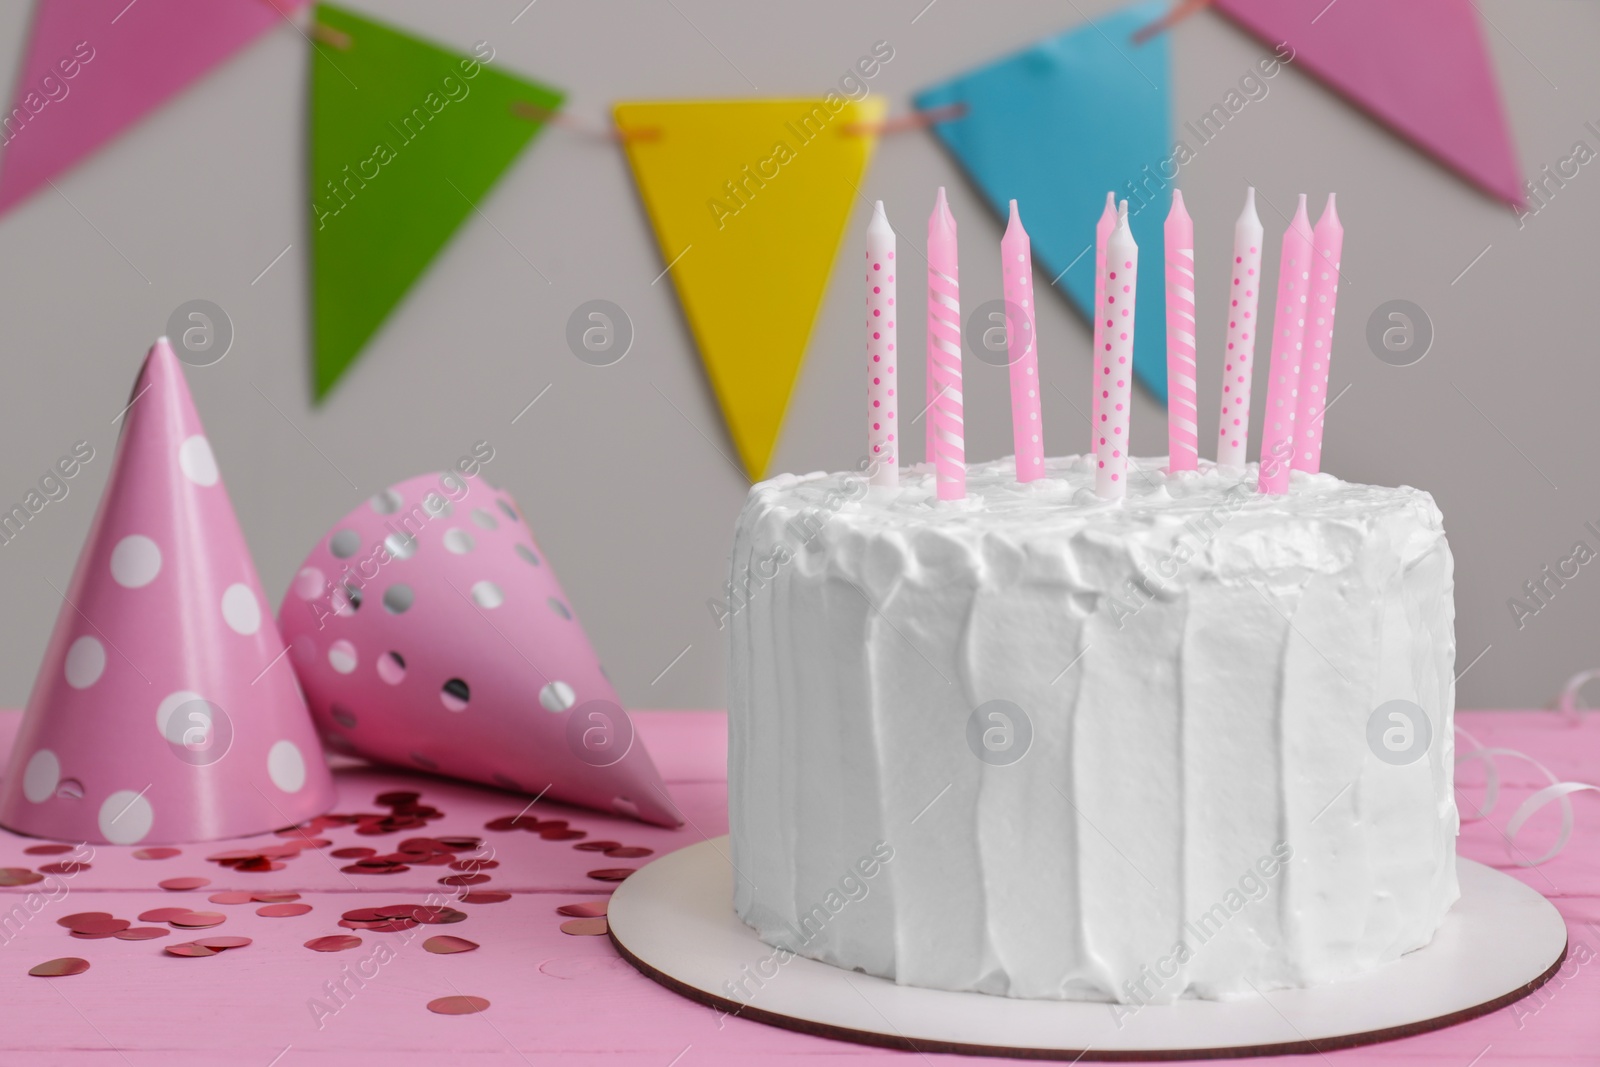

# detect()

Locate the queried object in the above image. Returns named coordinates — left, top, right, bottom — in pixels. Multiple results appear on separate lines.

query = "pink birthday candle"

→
left=1003, top=200, right=1043, bottom=482
left=1090, top=192, right=1116, bottom=457
left=1096, top=201, right=1138, bottom=500
left=1164, top=190, right=1198, bottom=472
left=927, top=187, right=964, bottom=500
left=1294, top=195, right=1344, bottom=474
left=1217, top=188, right=1264, bottom=468
left=866, top=201, right=897, bottom=487
left=1257, top=194, right=1314, bottom=494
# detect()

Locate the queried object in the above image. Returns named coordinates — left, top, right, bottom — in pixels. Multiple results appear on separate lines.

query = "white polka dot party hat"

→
left=0, top=338, right=335, bottom=845
left=277, top=471, right=683, bottom=828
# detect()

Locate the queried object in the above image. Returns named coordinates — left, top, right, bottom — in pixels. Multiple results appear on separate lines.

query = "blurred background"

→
left=0, top=0, right=1591, bottom=713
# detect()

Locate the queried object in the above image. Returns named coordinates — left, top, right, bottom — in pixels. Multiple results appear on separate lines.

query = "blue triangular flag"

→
left=916, top=0, right=1173, bottom=403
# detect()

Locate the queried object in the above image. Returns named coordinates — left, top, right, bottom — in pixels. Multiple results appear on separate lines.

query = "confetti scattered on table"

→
left=137, top=907, right=193, bottom=923
left=7, top=785, right=650, bottom=1003
left=573, top=840, right=621, bottom=852
left=555, top=901, right=608, bottom=918
left=427, top=995, right=490, bottom=1015
left=133, top=847, right=181, bottom=860
left=164, top=943, right=219, bottom=958
left=159, top=876, right=210, bottom=891
left=37, top=861, right=89, bottom=875
left=208, top=891, right=253, bottom=905
left=194, top=936, right=252, bottom=950
left=29, top=957, right=89, bottom=977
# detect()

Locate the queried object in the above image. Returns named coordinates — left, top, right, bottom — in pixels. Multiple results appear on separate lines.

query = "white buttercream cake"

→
left=725, top=455, right=1459, bottom=1004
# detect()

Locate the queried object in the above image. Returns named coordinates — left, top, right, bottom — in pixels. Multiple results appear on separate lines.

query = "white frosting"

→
left=726, top=455, right=1459, bottom=1004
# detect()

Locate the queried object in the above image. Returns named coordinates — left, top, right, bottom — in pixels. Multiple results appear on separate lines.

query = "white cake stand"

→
left=608, top=838, right=1567, bottom=1060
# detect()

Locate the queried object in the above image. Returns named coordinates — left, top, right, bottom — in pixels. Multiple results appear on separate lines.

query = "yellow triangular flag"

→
left=616, top=98, right=886, bottom=479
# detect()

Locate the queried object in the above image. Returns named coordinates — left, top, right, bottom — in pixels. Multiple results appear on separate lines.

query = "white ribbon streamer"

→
left=1454, top=670, right=1600, bottom=866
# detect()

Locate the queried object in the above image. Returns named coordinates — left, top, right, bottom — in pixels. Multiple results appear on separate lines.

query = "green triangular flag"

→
left=309, top=4, right=563, bottom=400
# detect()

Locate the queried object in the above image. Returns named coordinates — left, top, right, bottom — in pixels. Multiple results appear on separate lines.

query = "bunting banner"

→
left=615, top=98, right=886, bottom=479
left=916, top=0, right=1173, bottom=403
left=0, top=0, right=311, bottom=215
left=1213, top=0, right=1523, bottom=206
left=309, top=3, right=563, bottom=399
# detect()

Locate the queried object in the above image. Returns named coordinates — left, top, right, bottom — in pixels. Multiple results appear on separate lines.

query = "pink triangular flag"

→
left=1214, top=0, right=1523, bottom=206
left=0, top=339, right=335, bottom=845
left=278, top=473, right=683, bottom=828
left=0, top=0, right=310, bottom=214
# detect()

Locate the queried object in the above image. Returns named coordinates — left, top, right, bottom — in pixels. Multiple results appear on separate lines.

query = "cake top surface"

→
left=745, top=455, right=1442, bottom=542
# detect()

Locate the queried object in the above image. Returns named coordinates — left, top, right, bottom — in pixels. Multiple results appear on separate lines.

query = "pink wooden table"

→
left=0, top=709, right=1596, bottom=1065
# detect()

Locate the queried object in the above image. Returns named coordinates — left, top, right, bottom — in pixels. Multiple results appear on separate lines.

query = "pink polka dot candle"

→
left=1164, top=190, right=1198, bottom=472
left=1002, top=200, right=1043, bottom=482
left=866, top=201, right=897, bottom=488
left=927, top=187, right=965, bottom=500
left=1096, top=202, right=1139, bottom=500
left=1294, top=194, right=1344, bottom=474
left=1257, top=194, right=1314, bottom=494
left=1217, top=187, right=1263, bottom=469
left=1090, top=192, right=1116, bottom=457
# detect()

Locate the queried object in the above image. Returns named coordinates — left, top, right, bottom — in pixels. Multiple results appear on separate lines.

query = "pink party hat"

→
left=278, top=473, right=683, bottom=828
left=0, top=339, right=335, bottom=844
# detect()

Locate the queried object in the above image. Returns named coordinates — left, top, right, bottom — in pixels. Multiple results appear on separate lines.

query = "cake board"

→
left=608, top=837, right=1568, bottom=1061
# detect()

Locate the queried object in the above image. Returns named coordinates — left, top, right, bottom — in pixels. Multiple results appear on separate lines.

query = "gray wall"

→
left=0, top=1, right=1592, bottom=712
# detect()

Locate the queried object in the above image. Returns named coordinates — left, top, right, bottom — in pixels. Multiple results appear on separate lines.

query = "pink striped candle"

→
left=927, top=187, right=964, bottom=500
left=1164, top=190, right=1198, bottom=471
left=1089, top=191, right=1116, bottom=457
left=1002, top=200, right=1043, bottom=482
left=1257, top=194, right=1314, bottom=494
left=1217, top=188, right=1264, bottom=468
left=1294, top=194, right=1344, bottom=474
left=1096, top=202, right=1138, bottom=500
left=866, top=201, right=897, bottom=487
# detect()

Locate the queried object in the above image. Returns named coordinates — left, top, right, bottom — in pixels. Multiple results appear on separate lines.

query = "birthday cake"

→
left=725, top=455, right=1458, bottom=1003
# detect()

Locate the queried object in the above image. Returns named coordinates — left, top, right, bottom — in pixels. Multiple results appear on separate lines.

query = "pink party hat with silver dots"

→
left=278, top=472, right=682, bottom=828
left=0, top=339, right=335, bottom=845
